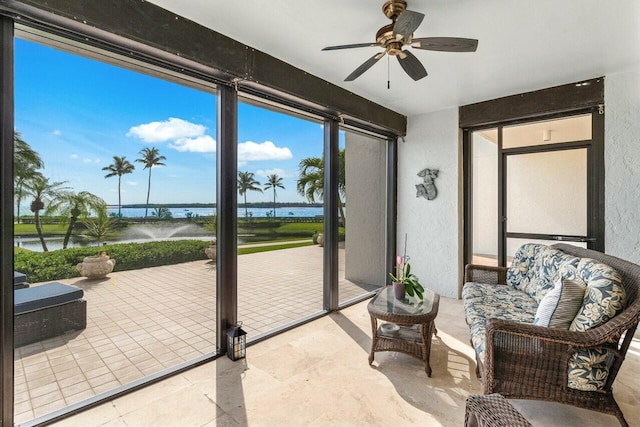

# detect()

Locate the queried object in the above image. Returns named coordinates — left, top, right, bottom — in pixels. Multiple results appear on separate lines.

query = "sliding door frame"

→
left=461, top=78, right=605, bottom=269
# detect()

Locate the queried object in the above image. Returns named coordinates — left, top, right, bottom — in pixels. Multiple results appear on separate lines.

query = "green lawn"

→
left=238, top=241, right=313, bottom=255
left=14, top=223, right=67, bottom=236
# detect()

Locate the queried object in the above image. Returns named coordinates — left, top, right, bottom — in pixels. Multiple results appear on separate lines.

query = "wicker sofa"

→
left=462, top=243, right=640, bottom=427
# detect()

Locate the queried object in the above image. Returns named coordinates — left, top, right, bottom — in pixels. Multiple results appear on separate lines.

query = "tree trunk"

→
left=16, top=181, right=23, bottom=224
left=244, top=193, right=248, bottom=219
left=145, top=168, right=152, bottom=218
left=117, top=176, right=122, bottom=216
left=34, top=210, right=48, bottom=252
left=337, top=197, right=346, bottom=228
left=273, top=190, right=276, bottom=219
left=63, top=216, right=77, bottom=249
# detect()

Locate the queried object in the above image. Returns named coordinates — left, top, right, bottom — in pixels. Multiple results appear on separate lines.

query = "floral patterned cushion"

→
left=565, top=258, right=626, bottom=391
left=569, top=258, right=626, bottom=331
left=462, top=282, right=537, bottom=362
left=568, top=348, right=613, bottom=391
left=506, top=243, right=541, bottom=293
left=506, top=244, right=579, bottom=303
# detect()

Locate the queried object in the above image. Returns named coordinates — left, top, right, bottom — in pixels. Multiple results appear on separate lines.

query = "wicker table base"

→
left=367, top=287, right=439, bottom=376
left=464, top=394, right=532, bottom=427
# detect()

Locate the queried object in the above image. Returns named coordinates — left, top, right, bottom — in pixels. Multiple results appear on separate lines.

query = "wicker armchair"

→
left=464, top=244, right=640, bottom=427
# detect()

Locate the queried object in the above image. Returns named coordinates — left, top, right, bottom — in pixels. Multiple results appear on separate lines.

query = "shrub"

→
left=14, top=240, right=209, bottom=283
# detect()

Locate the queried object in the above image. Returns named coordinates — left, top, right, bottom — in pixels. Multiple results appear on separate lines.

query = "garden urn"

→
left=77, top=255, right=116, bottom=279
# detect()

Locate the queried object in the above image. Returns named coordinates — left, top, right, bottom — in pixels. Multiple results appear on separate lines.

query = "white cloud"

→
left=238, top=140, right=292, bottom=162
left=52, top=129, right=61, bottom=136
left=256, top=168, right=291, bottom=178
left=127, top=181, right=138, bottom=186
left=71, top=154, right=78, bottom=159
left=169, top=135, right=216, bottom=153
left=127, top=117, right=206, bottom=143
left=94, top=158, right=101, bottom=164
left=82, top=158, right=93, bottom=163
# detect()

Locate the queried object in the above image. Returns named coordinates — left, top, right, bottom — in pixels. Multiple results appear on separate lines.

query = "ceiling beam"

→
left=0, top=0, right=407, bottom=136
left=460, top=77, right=604, bottom=128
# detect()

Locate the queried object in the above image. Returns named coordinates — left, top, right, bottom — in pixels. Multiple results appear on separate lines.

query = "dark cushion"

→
left=14, top=282, right=84, bottom=315
left=14, top=271, right=27, bottom=285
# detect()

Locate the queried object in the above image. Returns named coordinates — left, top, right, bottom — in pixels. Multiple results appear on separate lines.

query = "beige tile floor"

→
left=48, top=296, right=640, bottom=427
left=15, top=245, right=378, bottom=424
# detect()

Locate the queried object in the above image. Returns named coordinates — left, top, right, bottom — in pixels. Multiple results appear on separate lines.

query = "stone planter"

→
left=77, top=255, right=116, bottom=279
left=205, top=245, right=217, bottom=260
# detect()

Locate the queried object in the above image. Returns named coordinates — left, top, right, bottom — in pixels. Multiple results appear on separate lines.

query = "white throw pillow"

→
left=534, top=276, right=586, bottom=329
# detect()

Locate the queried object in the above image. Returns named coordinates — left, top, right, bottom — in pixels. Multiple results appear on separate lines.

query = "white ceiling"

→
left=146, top=0, right=640, bottom=118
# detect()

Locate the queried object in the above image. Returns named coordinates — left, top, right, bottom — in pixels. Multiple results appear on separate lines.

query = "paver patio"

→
left=14, top=245, right=379, bottom=423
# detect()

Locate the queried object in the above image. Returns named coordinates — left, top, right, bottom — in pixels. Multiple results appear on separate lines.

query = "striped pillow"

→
left=534, top=276, right=586, bottom=329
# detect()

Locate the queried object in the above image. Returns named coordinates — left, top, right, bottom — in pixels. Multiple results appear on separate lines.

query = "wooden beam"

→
left=0, top=0, right=407, bottom=135
left=460, top=77, right=604, bottom=128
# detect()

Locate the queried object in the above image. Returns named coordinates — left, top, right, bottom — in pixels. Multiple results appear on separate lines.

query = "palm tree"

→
left=15, top=167, right=43, bottom=224
left=135, top=147, right=166, bottom=218
left=102, top=156, right=135, bottom=216
left=82, top=207, right=118, bottom=246
left=14, top=133, right=44, bottom=224
left=28, top=176, right=68, bottom=252
left=48, top=191, right=106, bottom=249
left=237, top=171, right=262, bottom=219
left=151, top=207, right=173, bottom=219
left=264, top=174, right=285, bottom=218
left=296, top=149, right=346, bottom=225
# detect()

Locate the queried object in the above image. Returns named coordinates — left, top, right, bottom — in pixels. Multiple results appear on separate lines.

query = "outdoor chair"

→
left=13, top=271, right=29, bottom=289
left=14, top=282, right=87, bottom=347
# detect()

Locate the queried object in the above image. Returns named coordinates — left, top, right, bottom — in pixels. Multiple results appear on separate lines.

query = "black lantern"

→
left=226, top=323, right=247, bottom=361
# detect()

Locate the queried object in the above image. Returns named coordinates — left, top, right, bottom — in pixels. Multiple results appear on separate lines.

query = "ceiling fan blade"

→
left=411, top=37, right=478, bottom=52
left=322, top=42, right=380, bottom=51
left=393, top=10, right=425, bottom=41
left=397, top=50, right=427, bottom=81
left=344, top=52, right=385, bottom=81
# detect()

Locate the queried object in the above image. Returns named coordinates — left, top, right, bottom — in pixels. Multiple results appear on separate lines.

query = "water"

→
left=109, top=206, right=323, bottom=219
left=15, top=223, right=214, bottom=252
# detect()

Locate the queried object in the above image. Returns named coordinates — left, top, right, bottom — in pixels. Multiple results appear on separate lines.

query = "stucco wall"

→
left=398, top=73, right=640, bottom=300
left=605, top=69, right=640, bottom=263
left=397, top=108, right=461, bottom=298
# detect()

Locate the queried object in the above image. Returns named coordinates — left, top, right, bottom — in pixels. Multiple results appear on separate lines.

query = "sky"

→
left=14, top=38, right=331, bottom=207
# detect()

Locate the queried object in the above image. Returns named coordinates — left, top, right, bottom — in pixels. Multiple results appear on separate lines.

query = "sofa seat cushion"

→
left=463, top=282, right=538, bottom=362
left=14, top=282, right=84, bottom=315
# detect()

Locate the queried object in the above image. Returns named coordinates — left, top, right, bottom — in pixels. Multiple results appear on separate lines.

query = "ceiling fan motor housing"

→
left=382, top=0, right=407, bottom=20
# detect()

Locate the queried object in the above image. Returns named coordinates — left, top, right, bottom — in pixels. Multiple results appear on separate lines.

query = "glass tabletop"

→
left=371, top=286, right=436, bottom=316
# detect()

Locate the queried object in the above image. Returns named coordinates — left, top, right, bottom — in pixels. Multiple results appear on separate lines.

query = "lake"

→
left=110, top=206, right=324, bottom=218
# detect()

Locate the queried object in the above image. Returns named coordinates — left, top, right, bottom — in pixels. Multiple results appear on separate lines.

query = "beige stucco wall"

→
left=604, top=69, right=640, bottom=263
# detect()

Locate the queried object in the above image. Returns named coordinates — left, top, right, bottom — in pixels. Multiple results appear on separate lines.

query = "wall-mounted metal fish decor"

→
left=416, top=168, right=439, bottom=200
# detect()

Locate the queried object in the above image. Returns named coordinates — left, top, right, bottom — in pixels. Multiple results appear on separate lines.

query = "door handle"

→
left=550, top=235, right=596, bottom=243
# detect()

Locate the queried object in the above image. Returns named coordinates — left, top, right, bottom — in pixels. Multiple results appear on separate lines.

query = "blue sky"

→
left=15, top=38, right=326, bottom=206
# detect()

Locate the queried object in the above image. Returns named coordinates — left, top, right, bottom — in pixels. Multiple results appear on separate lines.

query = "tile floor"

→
left=15, top=245, right=378, bottom=424
left=48, top=297, right=640, bottom=427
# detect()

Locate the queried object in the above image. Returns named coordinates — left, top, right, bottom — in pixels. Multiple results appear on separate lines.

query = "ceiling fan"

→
left=322, top=0, right=478, bottom=82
